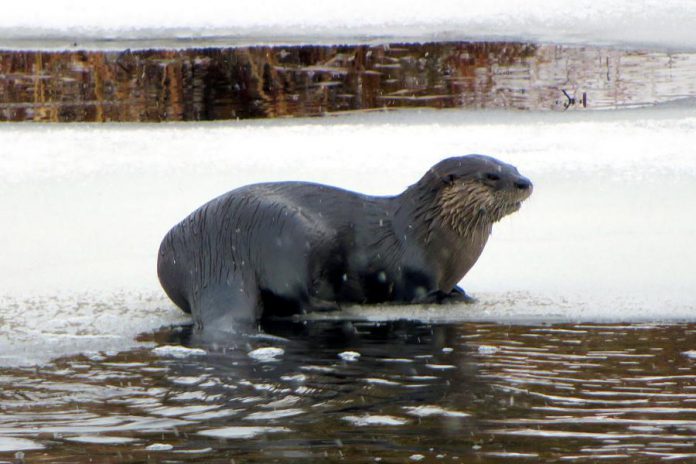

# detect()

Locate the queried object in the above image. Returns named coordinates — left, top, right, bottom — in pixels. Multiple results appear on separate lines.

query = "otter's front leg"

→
left=303, top=296, right=342, bottom=313
left=414, top=286, right=477, bottom=305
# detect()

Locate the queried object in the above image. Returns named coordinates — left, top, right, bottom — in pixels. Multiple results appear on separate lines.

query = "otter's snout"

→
left=514, top=176, right=533, bottom=192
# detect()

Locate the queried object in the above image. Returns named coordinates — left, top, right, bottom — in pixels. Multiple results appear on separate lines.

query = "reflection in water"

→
left=1, top=321, right=695, bottom=462
left=2, top=42, right=696, bottom=121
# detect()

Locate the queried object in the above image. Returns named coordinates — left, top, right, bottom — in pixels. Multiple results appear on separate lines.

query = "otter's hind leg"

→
left=193, top=279, right=261, bottom=332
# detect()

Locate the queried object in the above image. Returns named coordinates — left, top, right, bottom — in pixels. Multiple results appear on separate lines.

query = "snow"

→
left=247, top=347, right=285, bottom=362
left=1, top=105, right=696, bottom=365
left=1, top=0, right=696, bottom=50
left=152, top=345, right=207, bottom=358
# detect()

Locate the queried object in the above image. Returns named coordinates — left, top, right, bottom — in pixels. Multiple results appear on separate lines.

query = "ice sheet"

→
left=1, top=0, right=696, bottom=50
left=1, top=105, right=696, bottom=365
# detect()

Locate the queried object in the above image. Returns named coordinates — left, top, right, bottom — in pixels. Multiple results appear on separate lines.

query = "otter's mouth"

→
left=503, top=200, right=522, bottom=215
left=500, top=192, right=531, bottom=217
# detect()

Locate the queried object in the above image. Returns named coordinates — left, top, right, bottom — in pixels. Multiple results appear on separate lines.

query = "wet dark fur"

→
left=157, top=155, right=532, bottom=331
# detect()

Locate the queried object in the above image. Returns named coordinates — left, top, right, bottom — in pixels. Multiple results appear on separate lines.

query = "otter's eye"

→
left=485, top=173, right=501, bottom=181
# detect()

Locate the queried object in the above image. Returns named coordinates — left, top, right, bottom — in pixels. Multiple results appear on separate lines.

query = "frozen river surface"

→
left=1, top=106, right=696, bottom=460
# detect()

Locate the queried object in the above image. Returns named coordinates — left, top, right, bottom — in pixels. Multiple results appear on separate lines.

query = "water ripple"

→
left=0, top=321, right=694, bottom=461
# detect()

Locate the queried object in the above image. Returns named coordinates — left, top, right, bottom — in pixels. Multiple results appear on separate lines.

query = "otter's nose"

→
left=514, top=177, right=532, bottom=191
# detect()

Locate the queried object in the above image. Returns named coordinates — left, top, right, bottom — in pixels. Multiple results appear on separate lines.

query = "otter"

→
left=157, top=155, right=532, bottom=330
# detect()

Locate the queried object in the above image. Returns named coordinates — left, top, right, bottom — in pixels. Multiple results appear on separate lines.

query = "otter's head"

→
left=426, top=155, right=533, bottom=236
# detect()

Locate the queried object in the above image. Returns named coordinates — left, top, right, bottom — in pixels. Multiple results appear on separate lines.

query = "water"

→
left=1, top=320, right=695, bottom=462
left=3, top=42, right=696, bottom=121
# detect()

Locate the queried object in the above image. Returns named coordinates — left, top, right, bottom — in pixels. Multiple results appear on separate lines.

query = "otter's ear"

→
left=445, top=174, right=456, bottom=185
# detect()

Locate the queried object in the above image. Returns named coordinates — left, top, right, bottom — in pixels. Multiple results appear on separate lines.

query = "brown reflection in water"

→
left=2, top=43, right=696, bottom=122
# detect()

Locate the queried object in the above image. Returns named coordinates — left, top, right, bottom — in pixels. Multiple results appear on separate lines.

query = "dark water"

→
left=2, top=42, right=696, bottom=121
left=2, top=320, right=695, bottom=462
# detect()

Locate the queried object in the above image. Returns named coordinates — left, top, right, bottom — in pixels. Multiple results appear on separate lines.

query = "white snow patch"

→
left=248, top=347, right=285, bottom=362
left=1, top=0, right=696, bottom=50
left=152, top=345, right=207, bottom=358
left=683, top=351, right=696, bottom=359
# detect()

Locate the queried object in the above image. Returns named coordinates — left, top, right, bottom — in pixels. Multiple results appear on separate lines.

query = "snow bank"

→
left=1, top=0, right=696, bottom=50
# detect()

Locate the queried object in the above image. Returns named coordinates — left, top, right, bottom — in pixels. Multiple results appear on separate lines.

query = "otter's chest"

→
left=430, top=228, right=491, bottom=291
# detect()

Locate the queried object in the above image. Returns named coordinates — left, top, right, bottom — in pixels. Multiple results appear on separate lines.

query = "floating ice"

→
left=244, top=408, right=305, bottom=421
left=197, top=426, right=291, bottom=439
left=338, top=351, right=361, bottom=361
left=280, top=374, right=307, bottom=382
left=0, top=437, right=44, bottom=452
left=425, top=364, right=456, bottom=370
left=145, top=443, right=174, bottom=451
left=173, top=448, right=213, bottom=454
left=169, top=376, right=208, bottom=386
left=403, top=406, right=470, bottom=418
left=342, top=415, right=408, bottom=426
left=152, top=345, right=207, bottom=358
left=364, top=378, right=401, bottom=386
left=64, top=435, right=139, bottom=444
left=477, top=346, right=500, bottom=355
left=248, top=347, right=285, bottom=362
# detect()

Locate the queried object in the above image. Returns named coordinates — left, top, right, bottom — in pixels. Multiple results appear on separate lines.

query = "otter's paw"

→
left=447, top=286, right=477, bottom=304
left=305, top=297, right=342, bottom=313
left=415, top=287, right=477, bottom=305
